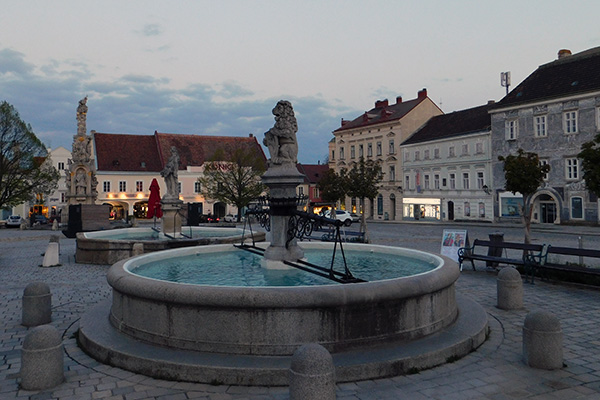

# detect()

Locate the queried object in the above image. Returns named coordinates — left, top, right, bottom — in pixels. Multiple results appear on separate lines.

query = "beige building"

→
left=328, top=89, right=443, bottom=220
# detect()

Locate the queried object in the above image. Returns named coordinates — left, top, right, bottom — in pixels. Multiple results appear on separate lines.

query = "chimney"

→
left=396, top=96, right=402, bottom=104
left=487, top=100, right=496, bottom=105
left=249, top=133, right=253, bottom=137
left=375, top=99, right=389, bottom=108
left=417, top=88, right=427, bottom=99
left=341, top=118, right=350, bottom=127
left=558, top=49, right=572, bottom=59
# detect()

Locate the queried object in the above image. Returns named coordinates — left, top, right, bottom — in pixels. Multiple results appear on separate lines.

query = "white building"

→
left=400, top=103, right=494, bottom=222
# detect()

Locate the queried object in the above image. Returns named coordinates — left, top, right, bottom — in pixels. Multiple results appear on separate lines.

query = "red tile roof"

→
left=297, top=163, right=329, bottom=184
left=93, top=132, right=266, bottom=172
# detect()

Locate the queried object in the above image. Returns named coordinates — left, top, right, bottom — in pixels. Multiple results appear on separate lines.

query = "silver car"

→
left=6, top=215, right=23, bottom=227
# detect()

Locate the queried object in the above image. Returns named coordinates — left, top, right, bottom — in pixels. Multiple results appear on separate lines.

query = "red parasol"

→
left=147, top=178, right=163, bottom=219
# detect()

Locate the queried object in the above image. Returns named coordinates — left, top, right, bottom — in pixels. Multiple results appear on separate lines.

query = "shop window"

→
left=377, top=194, right=383, bottom=215
left=479, top=202, right=485, bottom=218
left=464, top=202, right=471, bottom=217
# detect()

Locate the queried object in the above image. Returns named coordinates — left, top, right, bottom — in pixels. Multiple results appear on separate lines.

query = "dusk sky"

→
left=1, top=1, right=599, bottom=164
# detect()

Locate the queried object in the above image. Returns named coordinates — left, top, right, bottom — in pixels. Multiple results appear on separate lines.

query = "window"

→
left=461, top=144, right=468, bottom=155
left=565, top=158, right=579, bottom=180
left=119, top=181, right=126, bottom=192
left=61, top=192, right=66, bottom=203
left=405, top=175, right=410, bottom=190
left=464, top=202, right=471, bottom=217
left=404, top=151, right=410, bottom=162
left=194, top=181, right=202, bottom=193
left=449, top=173, right=456, bottom=189
left=434, top=174, right=440, bottom=190
left=314, top=187, right=320, bottom=198
left=534, top=115, right=547, bottom=137
left=434, top=148, right=440, bottom=159
left=571, top=197, right=583, bottom=219
left=178, top=182, right=182, bottom=194
left=331, top=150, right=335, bottom=160
left=298, top=186, right=304, bottom=196
left=475, top=143, right=484, bottom=154
left=57, top=162, right=65, bottom=170
left=350, top=145, right=356, bottom=159
left=103, top=181, right=111, bottom=192
left=424, top=149, right=430, bottom=159
left=479, top=202, right=485, bottom=218
left=340, top=147, right=345, bottom=159
left=505, top=120, right=518, bottom=140
left=376, top=142, right=382, bottom=156
left=424, top=174, right=430, bottom=189
left=462, top=172, right=470, bottom=189
left=136, top=181, right=143, bottom=192
left=564, top=111, right=578, bottom=134
left=539, top=160, right=549, bottom=181
left=377, top=194, right=383, bottom=215
left=415, top=151, right=420, bottom=161
left=477, top=171, right=484, bottom=189
left=389, top=140, right=395, bottom=154
left=359, top=144, right=364, bottom=158
left=367, top=143, right=372, bottom=157
left=448, top=146, right=455, bottom=158
left=389, top=166, right=395, bottom=182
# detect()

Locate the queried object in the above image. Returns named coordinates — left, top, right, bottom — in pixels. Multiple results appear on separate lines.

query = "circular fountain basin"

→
left=75, top=227, right=264, bottom=264
left=106, top=242, right=458, bottom=356
left=79, top=241, right=488, bottom=385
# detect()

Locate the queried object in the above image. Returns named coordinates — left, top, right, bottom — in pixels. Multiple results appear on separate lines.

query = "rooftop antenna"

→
left=500, top=71, right=511, bottom=95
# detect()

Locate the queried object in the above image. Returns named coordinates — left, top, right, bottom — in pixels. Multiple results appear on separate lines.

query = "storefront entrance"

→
left=540, top=202, right=557, bottom=224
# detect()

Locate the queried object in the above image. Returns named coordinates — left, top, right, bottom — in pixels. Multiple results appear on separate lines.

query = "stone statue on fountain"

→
left=263, top=100, right=298, bottom=168
left=160, top=146, right=183, bottom=236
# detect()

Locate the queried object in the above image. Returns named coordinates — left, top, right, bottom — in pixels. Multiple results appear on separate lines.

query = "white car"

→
left=324, top=210, right=354, bottom=226
left=6, top=215, right=23, bottom=228
left=223, top=214, right=239, bottom=223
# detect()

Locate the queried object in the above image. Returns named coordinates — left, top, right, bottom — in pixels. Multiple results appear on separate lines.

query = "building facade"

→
left=329, top=89, right=443, bottom=220
left=401, top=103, right=494, bottom=222
left=296, top=163, right=329, bottom=213
left=491, top=47, right=600, bottom=224
left=92, top=131, right=266, bottom=220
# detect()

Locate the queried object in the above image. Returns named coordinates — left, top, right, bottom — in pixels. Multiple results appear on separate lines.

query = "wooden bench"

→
left=524, top=246, right=600, bottom=284
left=458, top=239, right=545, bottom=271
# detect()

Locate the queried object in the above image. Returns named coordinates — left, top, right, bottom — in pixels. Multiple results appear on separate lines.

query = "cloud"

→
left=139, top=23, right=163, bottom=37
left=0, top=48, right=35, bottom=75
left=0, top=47, right=352, bottom=164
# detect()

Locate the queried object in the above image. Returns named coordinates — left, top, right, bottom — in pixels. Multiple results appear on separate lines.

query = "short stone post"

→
left=523, top=311, right=563, bottom=369
left=132, top=242, right=144, bottom=257
left=42, top=235, right=60, bottom=267
left=20, top=324, right=64, bottom=390
left=497, top=267, right=523, bottom=310
left=289, top=343, right=336, bottom=400
left=22, top=282, right=52, bottom=327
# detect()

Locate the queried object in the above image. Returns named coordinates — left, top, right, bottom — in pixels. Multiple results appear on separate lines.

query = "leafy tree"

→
left=498, top=149, right=550, bottom=244
left=578, top=133, right=600, bottom=198
left=199, top=144, right=266, bottom=222
left=346, top=157, right=383, bottom=242
left=317, top=168, right=348, bottom=210
left=0, top=101, right=60, bottom=210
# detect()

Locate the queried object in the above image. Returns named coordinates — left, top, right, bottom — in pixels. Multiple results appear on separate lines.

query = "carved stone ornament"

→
left=563, top=100, right=579, bottom=110
left=566, top=180, right=586, bottom=192
left=533, top=105, right=548, bottom=115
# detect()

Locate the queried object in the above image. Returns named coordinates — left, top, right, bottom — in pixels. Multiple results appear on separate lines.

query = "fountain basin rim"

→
left=108, top=242, right=458, bottom=309
left=80, top=226, right=243, bottom=242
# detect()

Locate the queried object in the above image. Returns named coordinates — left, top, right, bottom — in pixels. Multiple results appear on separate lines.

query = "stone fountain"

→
left=78, top=100, right=488, bottom=386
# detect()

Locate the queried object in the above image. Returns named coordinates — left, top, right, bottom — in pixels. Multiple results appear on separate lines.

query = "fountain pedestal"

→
left=261, top=165, right=305, bottom=269
left=161, top=199, right=183, bottom=237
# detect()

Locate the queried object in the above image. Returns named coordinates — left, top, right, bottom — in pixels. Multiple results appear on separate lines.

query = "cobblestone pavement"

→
left=1, top=223, right=600, bottom=399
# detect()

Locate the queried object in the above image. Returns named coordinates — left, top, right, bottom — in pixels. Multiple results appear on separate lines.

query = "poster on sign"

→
left=440, top=229, right=468, bottom=262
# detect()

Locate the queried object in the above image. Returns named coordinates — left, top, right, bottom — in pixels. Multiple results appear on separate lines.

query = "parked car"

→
left=223, top=214, right=236, bottom=223
left=324, top=209, right=354, bottom=226
left=6, top=215, right=23, bottom=227
left=206, top=214, right=220, bottom=223
left=350, top=212, right=361, bottom=222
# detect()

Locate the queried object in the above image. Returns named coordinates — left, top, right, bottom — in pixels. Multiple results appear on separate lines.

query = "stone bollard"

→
left=42, top=235, right=61, bottom=267
left=132, top=242, right=144, bottom=257
left=20, top=324, right=64, bottom=390
left=52, top=219, right=59, bottom=231
left=289, top=343, right=336, bottom=400
left=22, top=282, right=52, bottom=327
left=497, top=267, right=523, bottom=310
left=523, top=311, right=563, bottom=369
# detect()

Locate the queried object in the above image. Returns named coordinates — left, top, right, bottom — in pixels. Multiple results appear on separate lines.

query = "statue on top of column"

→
left=161, top=146, right=180, bottom=201
left=263, top=100, right=298, bottom=166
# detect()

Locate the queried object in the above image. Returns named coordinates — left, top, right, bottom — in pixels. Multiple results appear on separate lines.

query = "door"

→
left=448, top=201, right=454, bottom=221
left=540, top=202, right=556, bottom=224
